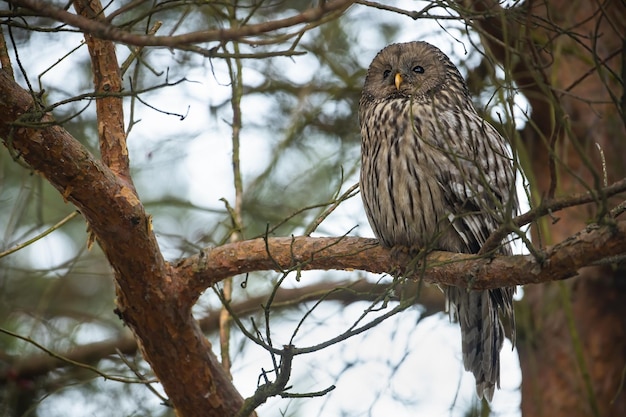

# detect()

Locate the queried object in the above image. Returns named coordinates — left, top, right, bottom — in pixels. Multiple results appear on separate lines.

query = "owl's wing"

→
left=422, top=107, right=517, bottom=254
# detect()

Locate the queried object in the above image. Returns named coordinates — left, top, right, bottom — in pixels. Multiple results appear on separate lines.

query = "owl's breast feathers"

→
left=360, top=94, right=516, bottom=253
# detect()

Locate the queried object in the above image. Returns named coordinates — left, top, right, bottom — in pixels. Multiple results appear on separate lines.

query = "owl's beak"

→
left=394, top=73, right=403, bottom=90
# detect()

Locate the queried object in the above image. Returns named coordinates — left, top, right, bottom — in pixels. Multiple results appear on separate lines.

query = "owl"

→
left=359, top=41, right=517, bottom=400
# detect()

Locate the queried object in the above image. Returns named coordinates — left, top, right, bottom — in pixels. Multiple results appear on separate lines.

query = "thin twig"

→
left=0, top=211, right=80, bottom=259
left=0, top=327, right=155, bottom=384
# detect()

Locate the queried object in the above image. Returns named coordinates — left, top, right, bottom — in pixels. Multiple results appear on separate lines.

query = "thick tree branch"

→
left=73, top=0, right=132, bottom=184
left=176, top=221, right=626, bottom=299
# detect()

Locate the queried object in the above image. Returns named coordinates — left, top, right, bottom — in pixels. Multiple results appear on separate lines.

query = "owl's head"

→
left=361, top=41, right=468, bottom=102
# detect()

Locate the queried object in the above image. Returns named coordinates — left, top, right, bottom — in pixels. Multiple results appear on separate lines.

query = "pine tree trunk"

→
left=467, top=0, right=626, bottom=415
left=481, top=0, right=626, bottom=415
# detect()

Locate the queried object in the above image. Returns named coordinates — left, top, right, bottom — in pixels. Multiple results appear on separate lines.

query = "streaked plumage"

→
left=359, top=41, right=517, bottom=400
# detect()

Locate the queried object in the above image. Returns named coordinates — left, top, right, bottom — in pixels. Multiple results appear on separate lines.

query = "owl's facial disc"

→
left=363, top=42, right=451, bottom=102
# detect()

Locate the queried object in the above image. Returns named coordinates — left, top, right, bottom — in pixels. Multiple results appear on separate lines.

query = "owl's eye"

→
left=412, top=65, right=425, bottom=74
left=383, top=69, right=391, bottom=78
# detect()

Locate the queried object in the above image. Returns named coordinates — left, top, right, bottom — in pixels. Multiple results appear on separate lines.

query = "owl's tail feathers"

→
left=446, top=287, right=515, bottom=401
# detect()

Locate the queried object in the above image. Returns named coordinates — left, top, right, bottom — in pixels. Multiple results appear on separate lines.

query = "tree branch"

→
left=479, top=177, right=626, bottom=254
left=0, top=281, right=444, bottom=384
left=73, top=0, right=132, bottom=184
left=177, top=221, right=626, bottom=297
left=7, top=0, right=355, bottom=50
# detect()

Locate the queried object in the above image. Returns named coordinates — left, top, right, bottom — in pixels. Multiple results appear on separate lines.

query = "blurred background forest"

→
left=1, top=1, right=625, bottom=417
